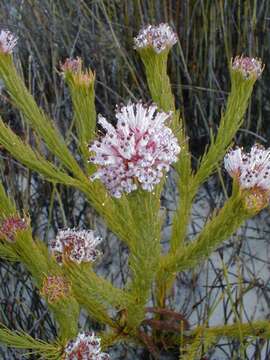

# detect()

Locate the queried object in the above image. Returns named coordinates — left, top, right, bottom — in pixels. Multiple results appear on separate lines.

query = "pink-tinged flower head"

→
left=60, top=57, right=95, bottom=87
left=0, top=215, right=27, bottom=242
left=0, top=30, right=17, bottom=54
left=41, top=275, right=70, bottom=304
left=134, top=24, right=177, bottom=53
left=63, top=332, right=110, bottom=360
left=60, top=57, right=82, bottom=74
left=89, top=102, right=180, bottom=198
left=224, top=144, right=270, bottom=210
left=50, top=229, right=102, bottom=264
left=231, top=56, right=264, bottom=80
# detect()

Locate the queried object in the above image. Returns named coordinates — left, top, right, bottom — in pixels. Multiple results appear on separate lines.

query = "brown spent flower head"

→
left=0, top=30, right=17, bottom=54
left=60, top=57, right=95, bottom=87
left=63, top=332, right=110, bottom=360
left=41, top=275, right=70, bottom=304
left=231, top=55, right=264, bottom=80
left=0, top=215, right=28, bottom=242
left=242, top=188, right=268, bottom=212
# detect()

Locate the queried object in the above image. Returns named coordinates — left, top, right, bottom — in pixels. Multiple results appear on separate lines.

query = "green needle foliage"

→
left=0, top=325, right=62, bottom=360
left=0, top=25, right=268, bottom=360
left=62, top=59, right=97, bottom=168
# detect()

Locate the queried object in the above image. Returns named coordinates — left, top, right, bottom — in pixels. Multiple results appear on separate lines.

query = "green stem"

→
left=125, top=190, right=162, bottom=331
left=0, top=54, right=86, bottom=182
left=191, top=320, right=270, bottom=339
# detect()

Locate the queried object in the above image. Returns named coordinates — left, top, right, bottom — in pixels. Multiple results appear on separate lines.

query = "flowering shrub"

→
left=0, top=24, right=268, bottom=359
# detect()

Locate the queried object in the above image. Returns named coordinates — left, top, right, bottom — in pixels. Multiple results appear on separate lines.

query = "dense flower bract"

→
left=89, top=102, right=180, bottom=198
left=0, top=30, right=17, bottom=54
left=231, top=56, right=264, bottom=80
left=134, top=23, right=177, bottom=53
left=50, top=229, right=102, bottom=264
left=63, top=332, right=110, bottom=360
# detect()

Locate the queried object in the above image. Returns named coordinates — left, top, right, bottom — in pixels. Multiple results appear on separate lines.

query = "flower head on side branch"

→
left=63, top=332, right=110, bottom=360
left=50, top=229, right=102, bottom=265
left=224, top=144, right=270, bottom=210
left=89, top=102, right=180, bottom=198
left=134, top=23, right=177, bottom=54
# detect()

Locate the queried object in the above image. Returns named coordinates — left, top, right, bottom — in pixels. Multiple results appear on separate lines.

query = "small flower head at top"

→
left=0, top=30, right=17, bottom=54
left=0, top=215, right=28, bottom=242
left=134, top=23, right=177, bottom=54
left=41, top=275, right=71, bottom=304
left=224, top=144, right=270, bottom=210
left=60, top=57, right=82, bottom=75
left=60, top=57, right=95, bottom=87
left=63, top=332, right=110, bottom=360
left=88, top=102, right=181, bottom=198
left=231, top=56, right=264, bottom=80
left=50, top=229, right=102, bottom=265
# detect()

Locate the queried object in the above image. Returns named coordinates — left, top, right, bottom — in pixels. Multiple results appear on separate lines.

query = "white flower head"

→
left=231, top=55, right=264, bottom=80
left=0, top=30, right=17, bottom=54
left=64, top=332, right=110, bottom=360
left=134, top=23, right=177, bottom=53
left=225, top=144, right=270, bottom=192
left=50, top=229, right=102, bottom=264
left=89, top=102, right=180, bottom=198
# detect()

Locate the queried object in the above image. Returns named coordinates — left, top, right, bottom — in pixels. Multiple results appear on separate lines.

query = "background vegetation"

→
left=0, top=1, right=270, bottom=359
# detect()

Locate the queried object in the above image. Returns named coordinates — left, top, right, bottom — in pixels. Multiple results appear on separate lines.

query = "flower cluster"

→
left=0, top=30, right=17, bottom=54
left=89, top=102, right=180, bottom=198
left=134, top=23, right=177, bottom=53
left=41, top=275, right=70, bottom=304
left=231, top=56, right=264, bottom=80
left=50, top=229, right=102, bottom=264
left=224, top=144, right=270, bottom=209
left=0, top=215, right=27, bottom=242
left=63, top=332, right=110, bottom=360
